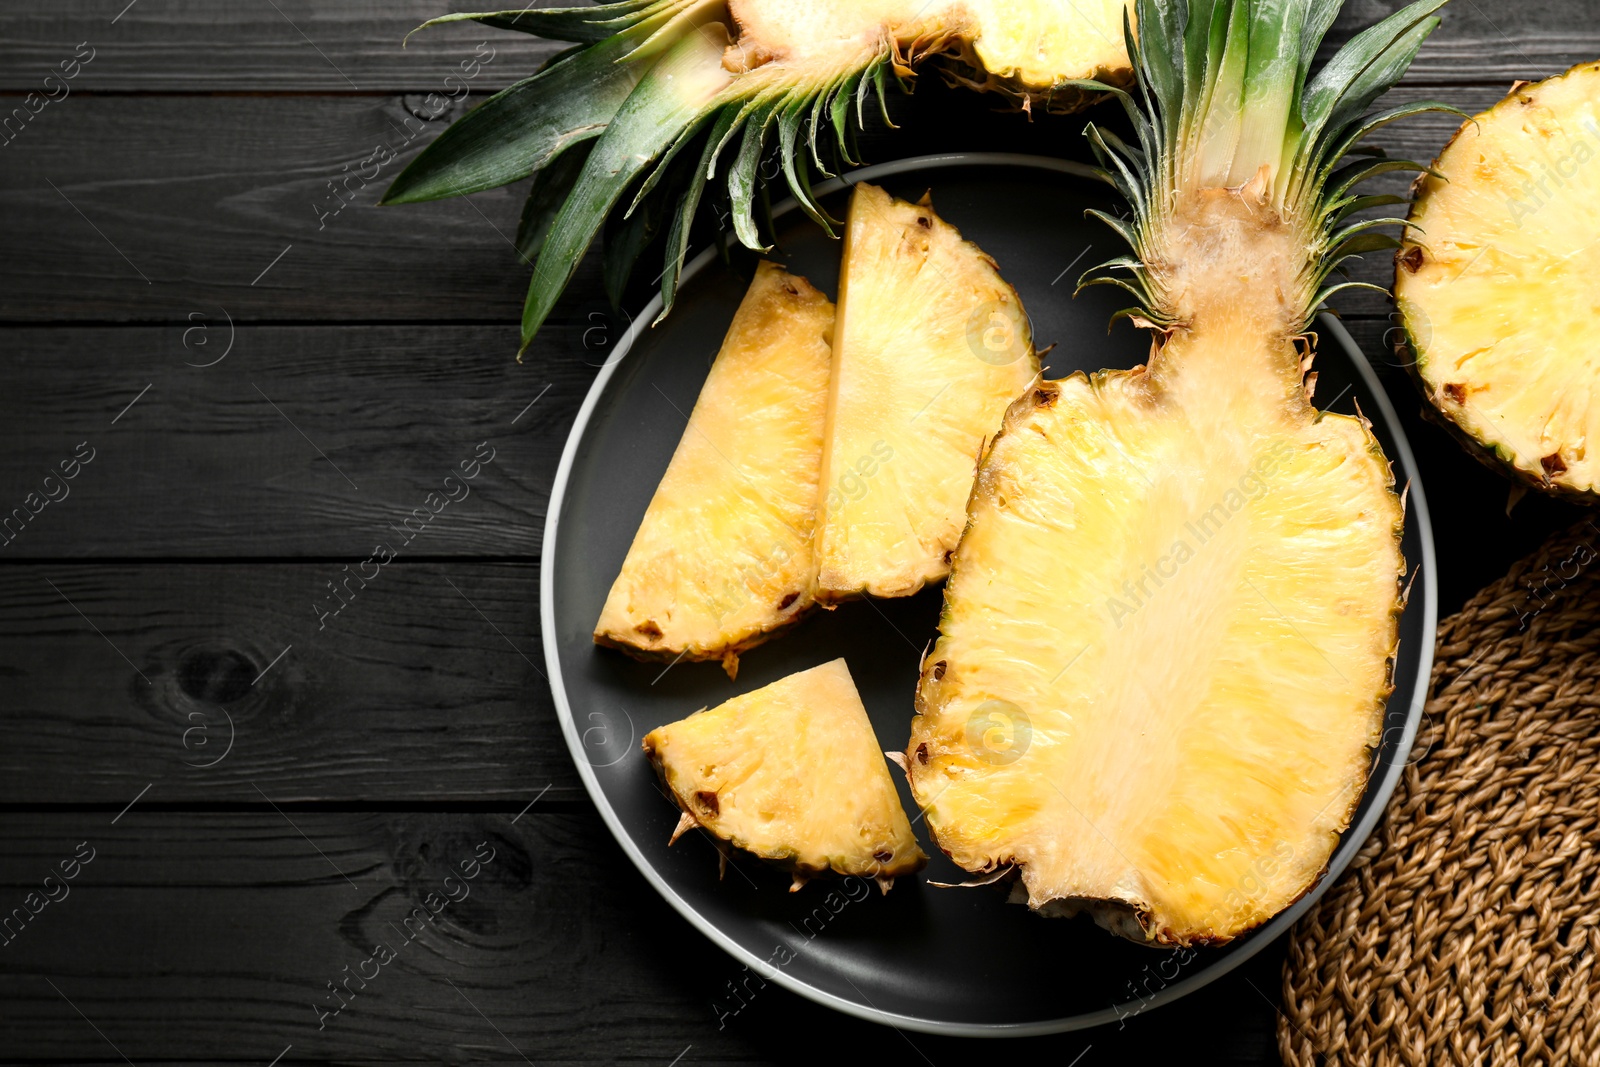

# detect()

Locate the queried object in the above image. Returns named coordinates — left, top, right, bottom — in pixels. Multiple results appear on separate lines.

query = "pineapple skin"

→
left=642, top=659, right=927, bottom=889
left=814, top=182, right=1038, bottom=601
left=1396, top=61, right=1600, bottom=500
left=594, top=262, right=834, bottom=677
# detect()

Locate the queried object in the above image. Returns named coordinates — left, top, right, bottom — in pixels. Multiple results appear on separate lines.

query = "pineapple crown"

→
left=379, top=0, right=909, bottom=356
left=1071, top=0, right=1460, bottom=330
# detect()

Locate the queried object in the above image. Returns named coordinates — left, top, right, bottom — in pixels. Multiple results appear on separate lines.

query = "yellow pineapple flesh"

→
left=643, top=658, right=927, bottom=891
left=906, top=192, right=1406, bottom=946
left=1396, top=61, right=1600, bottom=496
left=595, top=261, right=833, bottom=676
left=815, top=182, right=1038, bottom=601
left=723, top=0, right=1132, bottom=106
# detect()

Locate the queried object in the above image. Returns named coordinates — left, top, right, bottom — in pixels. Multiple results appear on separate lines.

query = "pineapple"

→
left=384, top=0, right=1133, bottom=353
left=594, top=261, right=833, bottom=677
left=1395, top=61, right=1600, bottom=497
left=905, top=0, right=1443, bottom=945
left=816, top=182, right=1037, bottom=600
left=643, top=658, right=927, bottom=891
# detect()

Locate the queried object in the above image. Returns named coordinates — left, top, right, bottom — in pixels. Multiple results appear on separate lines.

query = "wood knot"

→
left=134, top=638, right=293, bottom=766
left=178, top=647, right=255, bottom=704
left=387, top=819, right=533, bottom=939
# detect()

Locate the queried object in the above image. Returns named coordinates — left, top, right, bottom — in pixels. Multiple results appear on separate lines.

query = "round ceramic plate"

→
left=541, top=153, right=1437, bottom=1036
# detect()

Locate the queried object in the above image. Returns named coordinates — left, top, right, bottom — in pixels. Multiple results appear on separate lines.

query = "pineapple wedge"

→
left=1396, top=61, right=1600, bottom=497
left=643, top=659, right=926, bottom=891
left=815, top=182, right=1038, bottom=600
left=595, top=262, right=833, bottom=677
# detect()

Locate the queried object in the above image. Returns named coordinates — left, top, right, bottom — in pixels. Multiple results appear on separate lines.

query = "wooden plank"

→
left=0, top=93, right=540, bottom=324
left=0, top=811, right=1281, bottom=1064
left=0, top=1, right=562, bottom=92
left=0, top=325, right=584, bottom=557
left=0, top=86, right=1514, bottom=324
left=1320, top=0, right=1595, bottom=84
left=0, top=0, right=1587, bottom=91
left=0, top=562, right=582, bottom=804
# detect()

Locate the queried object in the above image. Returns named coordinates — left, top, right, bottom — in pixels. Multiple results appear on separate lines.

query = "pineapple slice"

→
left=815, top=182, right=1038, bottom=600
left=906, top=0, right=1432, bottom=945
left=595, top=262, right=833, bottom=677
left=643, top=659, right=926, bottom=891
left=1396, top=61, right=1600, bottom=497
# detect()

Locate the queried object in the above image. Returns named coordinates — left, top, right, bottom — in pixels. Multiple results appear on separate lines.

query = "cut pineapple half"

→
left=908, top=373, right=1403, bottom=943
left=906, top=0, right=1437, bottom=945
left=1396, top=61, right=1600, bottom=497
left=643, top=658, right=926, bottom=890
left=388, top=0, right=1133, bottom=350
left=815, top=182, right=1038, bottom=600
left=595, top=261, right=833, bottom=677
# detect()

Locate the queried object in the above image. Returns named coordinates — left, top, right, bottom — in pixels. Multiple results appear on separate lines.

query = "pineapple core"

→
left=909, top=195, right=1405, bottom=945
left=644, top=658, right=927, bottom=890
left=595, top=261, right=833, bottom=677
left=815, top=182, right=1038, bottom=600
left=1397, top=61, right=1600, bottom=495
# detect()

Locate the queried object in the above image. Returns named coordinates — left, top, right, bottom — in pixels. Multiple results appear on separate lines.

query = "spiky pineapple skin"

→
left=1396, top=60, right=1600, bottom=500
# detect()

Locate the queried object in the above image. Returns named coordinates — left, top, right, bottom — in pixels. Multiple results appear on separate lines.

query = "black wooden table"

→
left=0, top=3, right=1589, bottom=1063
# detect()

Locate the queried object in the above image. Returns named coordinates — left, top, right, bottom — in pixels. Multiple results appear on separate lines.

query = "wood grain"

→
left=0, top=86, right=1518, bottom=324
left=0, top=1, right=563, bottom=92
left=0, top=0, right=1589, bottom=91
left=0, top=810, right=1282, bottom=1065
left=0, top=562, right=581, bottom=804
left=0, top=325, right=586, bottom=557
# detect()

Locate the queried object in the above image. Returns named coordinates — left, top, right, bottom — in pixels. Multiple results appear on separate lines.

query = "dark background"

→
left=0, top=2, right=1589, bottom=1064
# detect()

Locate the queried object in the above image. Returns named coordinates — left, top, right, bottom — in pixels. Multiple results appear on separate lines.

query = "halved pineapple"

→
left=726, top=0, right=1133, bottom=106
left=643, top=658, right=926, bottom=891
left=815, top=182, right=1038, bottom=600
left=907, top=369, right=1403, bottom=943
left=906, top=0, right=1431, bottom=945
left=389, top=0, right=1133, bottom=351
left=1396, top=61, right=1600, bottom=497
left=595, top=262, right=833, bottom=677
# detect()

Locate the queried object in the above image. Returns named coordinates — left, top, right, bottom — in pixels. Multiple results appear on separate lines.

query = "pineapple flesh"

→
left=595, top=262, right=833, bottom=677
left=1396, top=61, right=1600, bottom=497
left=815, top=182, right=1038, bottom=600
left=906, top=0, right=1432, bottom=945
left=908, top=347, right=1403, bottom=943
left=725, top=0, right=1132, bottom=105
left=643, top=658, right=927, bottom=890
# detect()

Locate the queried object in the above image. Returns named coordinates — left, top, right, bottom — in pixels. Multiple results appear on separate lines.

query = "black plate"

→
left=541, top=154, right=1437, bottom=1035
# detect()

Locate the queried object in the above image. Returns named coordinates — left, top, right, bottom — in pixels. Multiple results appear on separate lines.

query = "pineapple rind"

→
left=594, top=262, right=833, bottom=674
left=1397, top=60, right=1600, bottom=498
left=907, top=359, right=1404, bottom=947
left=815, top=182, right=1039, bottom=600
left=643, top=659, right=927, bottom=883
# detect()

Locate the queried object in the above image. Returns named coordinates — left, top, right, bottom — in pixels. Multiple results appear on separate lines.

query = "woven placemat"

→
left=1280, top=520, right=1600, bottom=1066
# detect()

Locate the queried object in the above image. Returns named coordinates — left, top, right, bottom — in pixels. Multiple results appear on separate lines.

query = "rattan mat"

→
left=1280, top=520, right=1600, bottom=1066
